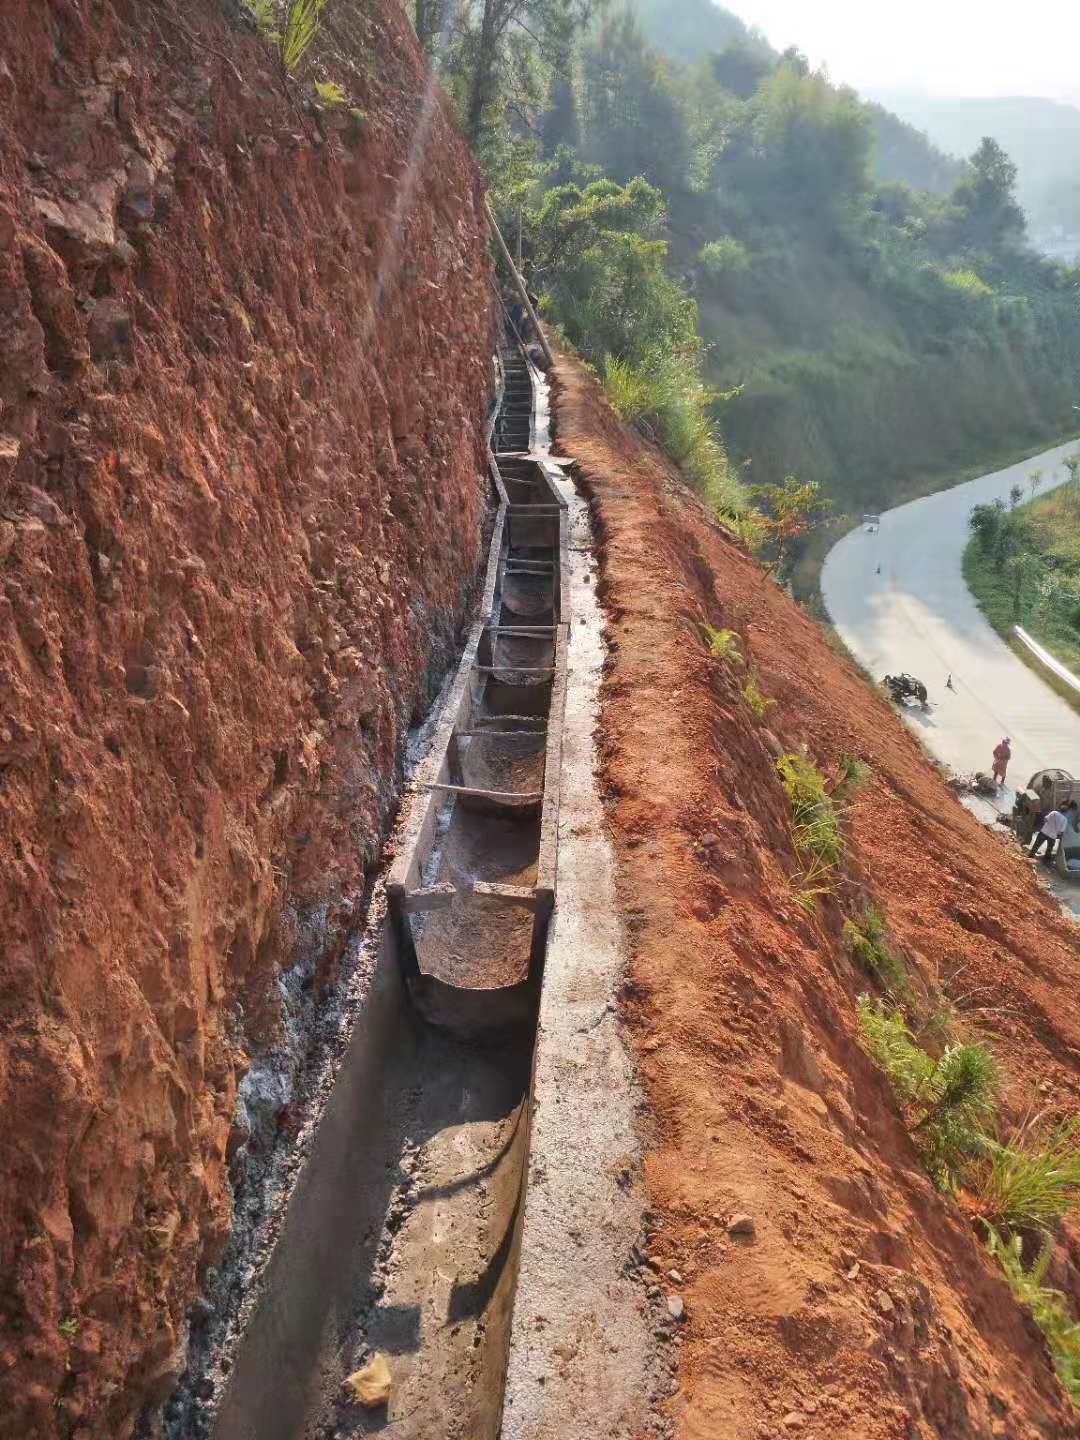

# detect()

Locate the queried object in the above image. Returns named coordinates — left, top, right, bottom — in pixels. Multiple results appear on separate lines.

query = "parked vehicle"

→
left=883, top=672, right=929, bottom=709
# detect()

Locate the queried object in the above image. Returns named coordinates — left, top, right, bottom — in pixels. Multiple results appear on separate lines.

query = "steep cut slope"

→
left=553, top=354, right=1080, bottom=1437
left=0, top=2, right=492, bottom=1435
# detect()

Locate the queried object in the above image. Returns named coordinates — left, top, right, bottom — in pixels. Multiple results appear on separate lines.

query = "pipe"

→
left=484, top=198, right=555, bottom=371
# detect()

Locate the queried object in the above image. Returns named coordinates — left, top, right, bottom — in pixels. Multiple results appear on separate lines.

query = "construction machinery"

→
left=1011, top=768, right=1080, bottom=848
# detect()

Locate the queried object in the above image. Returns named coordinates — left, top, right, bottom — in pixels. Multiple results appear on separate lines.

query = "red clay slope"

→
left=553, top=353, right=1080, bottom=1440
left=0, top=2, right=491, bottom=1435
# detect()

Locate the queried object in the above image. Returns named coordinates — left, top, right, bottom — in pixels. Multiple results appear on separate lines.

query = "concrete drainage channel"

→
left=174, top=336, right=654, bottom=1440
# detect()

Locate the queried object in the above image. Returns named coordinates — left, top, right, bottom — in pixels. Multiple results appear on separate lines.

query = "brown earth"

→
left=551, top=353, right=1080, bottom=1439
left=0, top=2, right=492, bottom=1435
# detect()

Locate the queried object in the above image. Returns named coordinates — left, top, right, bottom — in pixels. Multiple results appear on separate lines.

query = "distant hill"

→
left=631, top=0, right=966, bottom=197
left=870, top=92, right=1080, bottom=257
left=632, top=0, right=768, bottom=67
left=863, top=102, right=963, bottom=194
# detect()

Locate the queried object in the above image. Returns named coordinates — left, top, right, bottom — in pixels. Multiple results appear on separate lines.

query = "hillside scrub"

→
left=419, top=0, right=1080, bottom=565
left=964, top=470, right=1080, bottom=687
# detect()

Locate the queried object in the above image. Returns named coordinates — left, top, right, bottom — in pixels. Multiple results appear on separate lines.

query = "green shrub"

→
left=742, top=674, right=773, bottom=719
left=701, top=623, right=741, bottom=662
left=984, top=1225, right=1080, bottom=1404
left=856, top=996, right=998, bottom=1189
left=603, top=350, right=747, bottom=517
left=315, top=79, right=347, bottom=107
left=974, top=1118, right=1080, bottom=1234
left=942, top=267, right=993, bottom=298
left=699, top=236, right=751, bottom=282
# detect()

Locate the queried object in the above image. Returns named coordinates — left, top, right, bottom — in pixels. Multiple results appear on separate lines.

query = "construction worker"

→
left=991, top=737, right=1011, bottom=787
left=1029, top=802, right=1079, bottom=862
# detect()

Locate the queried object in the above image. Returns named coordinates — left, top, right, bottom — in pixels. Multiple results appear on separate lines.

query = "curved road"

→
left=822, top=438, right=1080, bottom=791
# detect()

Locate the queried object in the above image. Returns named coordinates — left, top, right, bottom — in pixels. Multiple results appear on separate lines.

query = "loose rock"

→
left=344, top=1351, right=391, bottom=1408
left=728, top=1213, right=755, bottom=1237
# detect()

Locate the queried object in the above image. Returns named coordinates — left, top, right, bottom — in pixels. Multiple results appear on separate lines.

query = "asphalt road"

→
left=821, top=437, right=1080, bottom=793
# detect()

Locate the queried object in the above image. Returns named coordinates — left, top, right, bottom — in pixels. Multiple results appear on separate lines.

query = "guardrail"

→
left=1013, top=625, right=1080, bottom=697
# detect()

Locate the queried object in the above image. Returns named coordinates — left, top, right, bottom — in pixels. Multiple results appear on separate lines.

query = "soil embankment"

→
left=0, top=3, right=491, bottom=1434
left=552, top=354, right=1080, bottom=1438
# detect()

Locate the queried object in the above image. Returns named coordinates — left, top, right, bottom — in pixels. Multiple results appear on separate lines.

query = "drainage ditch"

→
left=174, top=334, right=569, bottom=1440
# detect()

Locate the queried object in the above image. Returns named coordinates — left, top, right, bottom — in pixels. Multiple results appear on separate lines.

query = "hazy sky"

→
left=737, top=0, right=1080, bottom=106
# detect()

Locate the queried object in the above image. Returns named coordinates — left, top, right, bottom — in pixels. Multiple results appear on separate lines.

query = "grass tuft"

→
left=834, top=752, right=870, bottom=801
left=604, top=351, right=748, bottom=518
left=842, top=905, right=910, bottom=999
left=984, top=1224, right=1080, bottom=1404
left=776, top=750, right=842, bottom=868
left=974, top=1116, right=1080, bottom=1234
left=280, top=0, right=327, bottom=71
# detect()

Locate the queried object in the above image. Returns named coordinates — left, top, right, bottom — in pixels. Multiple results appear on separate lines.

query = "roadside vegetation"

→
left=964, top=462, right=1080, bottom=688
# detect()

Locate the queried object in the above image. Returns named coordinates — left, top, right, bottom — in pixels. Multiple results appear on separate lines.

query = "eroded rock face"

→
left=0, top=2, right=493, bottom=1435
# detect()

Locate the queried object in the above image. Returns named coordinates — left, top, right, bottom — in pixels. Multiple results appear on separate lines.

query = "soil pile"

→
left=553, top=355, right=1080, bottom=1438
left=0, top=2, right=491, bottom=1435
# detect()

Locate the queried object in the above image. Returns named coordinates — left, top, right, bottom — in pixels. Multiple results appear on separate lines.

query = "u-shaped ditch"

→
left=197, top=336, right=570, bottom=1440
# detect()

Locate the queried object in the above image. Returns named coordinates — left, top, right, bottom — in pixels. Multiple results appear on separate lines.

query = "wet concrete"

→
left=500, top=437, right=660, bottom=1438
left=205, top=909, right=533, bottom=1440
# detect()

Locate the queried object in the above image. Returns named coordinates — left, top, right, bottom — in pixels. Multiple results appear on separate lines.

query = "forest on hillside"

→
left=410, top=0, right=1080, bottom=586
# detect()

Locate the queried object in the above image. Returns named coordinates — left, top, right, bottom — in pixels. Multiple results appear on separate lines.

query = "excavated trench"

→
left=193, top=337, right=568, bottom=1440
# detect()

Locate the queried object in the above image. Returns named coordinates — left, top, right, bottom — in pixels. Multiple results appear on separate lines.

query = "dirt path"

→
left=551, top=353, right=1080, bottom=1440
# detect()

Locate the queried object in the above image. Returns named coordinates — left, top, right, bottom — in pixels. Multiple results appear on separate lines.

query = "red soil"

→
left=552, top=353, right=1080, bottom=1439
left=0, top=3, right=491, bottom=1434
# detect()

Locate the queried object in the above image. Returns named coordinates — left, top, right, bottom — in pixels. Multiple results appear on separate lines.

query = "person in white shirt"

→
left=1029, top=803, right=1079, bottom=861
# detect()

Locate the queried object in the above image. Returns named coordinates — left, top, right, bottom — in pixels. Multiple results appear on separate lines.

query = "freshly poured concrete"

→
left=501, top=477, right=656, bottom=1439
left=822, top=438, right=1080, bottom=786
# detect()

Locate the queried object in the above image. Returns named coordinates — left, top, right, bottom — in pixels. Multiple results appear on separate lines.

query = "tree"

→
left=710, top=38, right=771, bottom=99
left=523, top=175, right=700, bottom=363
left=1028, top=469, right=1043, bottom=499
left=752, top=475, right=830, bottom=577
left=581, top=12, right=691, bottom=192
left=414, top=0, right=452, bottom=59
left=541, top=73, right=580, bottom=153
left=425, top=0, right=597, bottom=145
left=992, top=511, right=1029, bottom=574
left=747, top=61, right=872, bottom=219
left=969, top=500, right=1004, bottom=555
left=951, top=137, right=1025, bottom=251
left=1009, top=482, right=1024, bottom=509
